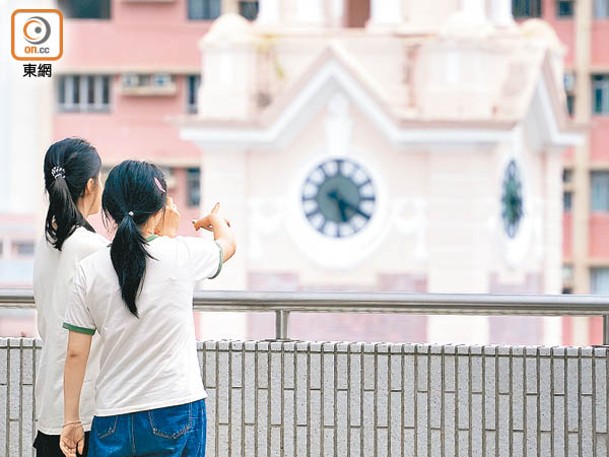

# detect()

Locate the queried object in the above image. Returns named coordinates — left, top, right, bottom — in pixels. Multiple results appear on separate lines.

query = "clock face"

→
left=501, top=160, right=524, bottom=239
left=301, top=158, right=376, bottom=238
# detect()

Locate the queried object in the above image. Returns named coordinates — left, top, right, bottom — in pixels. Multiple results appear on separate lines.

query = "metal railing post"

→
left=604, top=315, right=609, bottom=345
left=275, top=310, right=289, bottom=340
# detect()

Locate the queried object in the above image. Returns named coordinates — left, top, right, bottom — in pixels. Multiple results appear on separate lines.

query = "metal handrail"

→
left=2, top=289, right=608, bottom=343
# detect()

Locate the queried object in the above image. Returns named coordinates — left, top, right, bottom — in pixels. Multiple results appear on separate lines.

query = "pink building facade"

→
left=53, top=0, right=220, bottom=234
left=514, top=0, right=609, bottom=344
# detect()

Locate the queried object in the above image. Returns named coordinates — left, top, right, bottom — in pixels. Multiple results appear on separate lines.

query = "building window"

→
left=591, top=171, right=609, bottom=212
left=594, top=0, right=609, bottom=18
left=188, top=0, right=221, bottom=20
left=593, top=75, right=609, bottom=114
left=157, top=167, right=177, bottom=190
left=591, top=268, right=609, bottom=294
left=344, top=0, right=370, bottom=27
left=563, top=191, right=573, bottom=212
left=564, top=73, right=575, bottom=116
left=512, top=0, right=542, bottom=17
left=566, top=94, right=575, bottom=115
left=13, top=241, right=34, bottom=257
left=187, top=168, right=201, bottom=208
left=562, top=265, right=574, bottom=294
left=57, top=75, right=111, bottom=113
left=187, top=75, right=201, bottom=114
left=556, top=0, right=574, bottom=17
left=57, top=0, right=111, bottom=19
left=563, top=169, right=573, bottom=212
left=239, top=1, right=259, bottom=20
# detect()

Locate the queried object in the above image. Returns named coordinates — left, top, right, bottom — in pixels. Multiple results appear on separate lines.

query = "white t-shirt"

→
left=33, top=227, right=109, bottom=434
left=64, top=235, right=222, bottom=417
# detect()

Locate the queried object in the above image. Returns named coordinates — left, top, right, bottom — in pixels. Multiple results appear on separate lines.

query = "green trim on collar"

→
left=63, top=322, right=96, bottom=336
left=209, top=241, right=224, bottom=279
left=146, top=235, right=159, bottom=242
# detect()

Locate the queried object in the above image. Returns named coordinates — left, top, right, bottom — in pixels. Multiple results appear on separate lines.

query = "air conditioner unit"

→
left=120, top=73, right=176, bottom=96
left=564, top=73, right=575, bottom=92
left=122, top=73, right=141, bottom=88
left=152, top=73, right=172, bottom=88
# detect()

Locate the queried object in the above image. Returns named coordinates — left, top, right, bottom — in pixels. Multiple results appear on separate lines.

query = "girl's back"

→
left=60, top=159, right=235, bottom=457
left=65, top=235, right=221, bottom=416
left=33, top=137, right=105, bottom=456
left=34, top=227, right=107, bottom=435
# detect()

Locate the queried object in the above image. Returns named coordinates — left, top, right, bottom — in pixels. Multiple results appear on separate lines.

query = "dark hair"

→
left=102, top=160, right=167, bottom=317
left=44, top=137, right=102, bottom=251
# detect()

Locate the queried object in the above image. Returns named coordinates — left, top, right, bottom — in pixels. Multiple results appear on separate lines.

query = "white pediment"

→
left=179, top=47, right=581, bottom=151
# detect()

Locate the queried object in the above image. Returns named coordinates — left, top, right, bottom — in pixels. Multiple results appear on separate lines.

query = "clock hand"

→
left=327, top=189, right=349, bottom=222
left=337, top=199, right=348, bottom=222
left=340, top=198, right=370, bottom=219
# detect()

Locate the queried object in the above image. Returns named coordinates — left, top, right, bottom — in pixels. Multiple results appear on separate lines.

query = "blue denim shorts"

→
left=89, top=399, right=206, bottom=457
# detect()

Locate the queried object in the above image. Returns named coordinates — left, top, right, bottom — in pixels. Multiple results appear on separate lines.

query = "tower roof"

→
left=439, top=10, right=495, bottom=40
left=202, top=13, right=257, bottom=47
left=520, top=19, right=564, bottom=51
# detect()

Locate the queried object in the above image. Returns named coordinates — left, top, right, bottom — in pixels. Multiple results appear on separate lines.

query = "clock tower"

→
left=179, top=1, right=581, bottom=343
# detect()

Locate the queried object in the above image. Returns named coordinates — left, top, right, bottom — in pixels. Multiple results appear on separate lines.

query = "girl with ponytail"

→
left=34, top=138, right=107, bottom=457
left=60, top=160, right=235, bottom=457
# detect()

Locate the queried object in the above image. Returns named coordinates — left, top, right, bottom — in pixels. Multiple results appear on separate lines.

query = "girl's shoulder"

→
left=63, top=227, right=109, bottom=257
left=148, top=235, right=215, bottom=258
left=166, top=235, right=215, bottom=251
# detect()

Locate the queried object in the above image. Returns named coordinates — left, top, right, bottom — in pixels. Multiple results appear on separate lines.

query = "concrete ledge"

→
left=1, top=338, right=608, bottom=456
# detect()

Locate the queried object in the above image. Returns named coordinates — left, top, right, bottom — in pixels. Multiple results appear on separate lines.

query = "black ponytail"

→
left=102, top=160, right=167, bottom=317
left=44, top=138, right=102, bottom=250
left=110, top=214, right=152, bottom=317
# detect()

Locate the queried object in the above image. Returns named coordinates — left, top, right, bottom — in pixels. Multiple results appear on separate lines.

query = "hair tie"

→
left=128, top=211, right=134, bottom=217
left=51, top=166, right=65, bottom=180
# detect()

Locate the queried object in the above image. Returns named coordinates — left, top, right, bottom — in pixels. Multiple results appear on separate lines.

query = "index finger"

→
left=211, top=202, right=220, bottom=214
